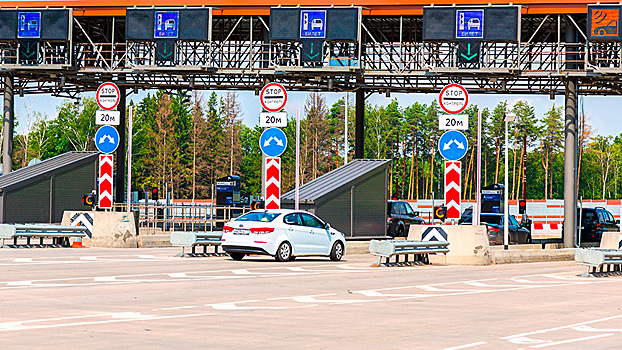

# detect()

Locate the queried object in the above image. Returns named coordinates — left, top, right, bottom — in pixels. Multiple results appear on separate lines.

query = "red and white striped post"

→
left=265, top=157, right=281, bottom=209
left=445, top=161, right=461, bottom=222
left=98, top=154, right=114, bottom=209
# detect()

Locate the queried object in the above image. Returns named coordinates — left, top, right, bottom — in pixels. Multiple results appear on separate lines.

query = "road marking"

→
left=530, top=333, right=614, bottom=348
left=441, top=341, right=487, bottom=350
left=572, top=325, right=622, bottom=333
left=13, top=258, right=32, bottom=263
left=501, top=315, right=622, bottom=340
left=161, top=306, right=199, bottom=311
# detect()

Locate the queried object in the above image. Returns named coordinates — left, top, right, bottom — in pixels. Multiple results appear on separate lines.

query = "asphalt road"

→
left=1, top=248, right=621, bottom=350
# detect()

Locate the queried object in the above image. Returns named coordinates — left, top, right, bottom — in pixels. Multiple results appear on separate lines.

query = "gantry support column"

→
left=355, top=87, right=365, bottom=159
left=563, top=78, right=578, bottom=248
left=116, top=87, right=126, bottom=205
left=2, top=75, right=14, bottom=174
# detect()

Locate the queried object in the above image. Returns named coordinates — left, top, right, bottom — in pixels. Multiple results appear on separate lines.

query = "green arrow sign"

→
left=460, top=43, right=477, bottom=61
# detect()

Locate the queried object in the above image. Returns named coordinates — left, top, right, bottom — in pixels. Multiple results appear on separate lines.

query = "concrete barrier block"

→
left=62, top=211, right=138, bottom=248
left=600, top=232, right=622, bottom=250
left=0, top=224, right=16, bottom=239
left=408, top=225, right=491, bottom=265
left=170, top=232, right=198, bottom=247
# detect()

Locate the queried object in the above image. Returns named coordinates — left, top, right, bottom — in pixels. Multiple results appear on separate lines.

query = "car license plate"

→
left=233, top=228, right=250, bottom=235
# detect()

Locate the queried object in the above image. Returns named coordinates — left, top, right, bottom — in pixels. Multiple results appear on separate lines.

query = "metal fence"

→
left=112, top=202, right=251, bottom=234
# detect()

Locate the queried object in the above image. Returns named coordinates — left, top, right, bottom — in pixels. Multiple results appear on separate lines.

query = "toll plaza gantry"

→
left=0, top=0, right=620, bottom=246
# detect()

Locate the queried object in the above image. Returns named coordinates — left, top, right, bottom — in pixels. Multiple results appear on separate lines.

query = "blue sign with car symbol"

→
left=18, top=12, right=41, bottom=38
left=456, top=10, right=484, bottom=39
left=260, top=128, right=288, bottom=157
left=300, top=10, right=326, bottom=38
left=438, top=130, right=468, bottom=161
left=95, top=125, right=120, bottom=154
left=154, top=11, right=179, bottom=38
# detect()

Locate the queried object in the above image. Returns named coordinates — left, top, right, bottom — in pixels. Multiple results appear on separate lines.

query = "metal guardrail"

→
left=170, top=231, right=224, bottom=256
left=0, top=224, right=87, bottom=248
left=575, top=248, right=622, bottom=276
left=369, top=239, right=450, bottom=266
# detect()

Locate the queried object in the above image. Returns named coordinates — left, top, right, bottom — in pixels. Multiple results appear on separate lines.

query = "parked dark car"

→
left=577, top=207, right=619, bottom=243
left=461, top=213, right=531, bottom=245
left=387, top=200, right=424, bottom=237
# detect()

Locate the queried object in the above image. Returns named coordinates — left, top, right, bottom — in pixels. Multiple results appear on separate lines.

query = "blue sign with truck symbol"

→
left=300, top=10, right=326, bottom=38
left=18, top=12, right=41, bottom=38
left=456, top=10, right=484, bottom=39
left=154, top=11, right=179, bottom=38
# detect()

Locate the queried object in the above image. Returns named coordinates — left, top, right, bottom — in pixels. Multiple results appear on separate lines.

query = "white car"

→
left=222, top=209, right=346, bottom=262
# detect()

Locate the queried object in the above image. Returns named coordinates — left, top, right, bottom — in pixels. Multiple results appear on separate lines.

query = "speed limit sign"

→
left=260, top=83, right=287, bottom=112
left=96, top=82, right=120, bottom=111
left=439, top=84, right=469, bottom=114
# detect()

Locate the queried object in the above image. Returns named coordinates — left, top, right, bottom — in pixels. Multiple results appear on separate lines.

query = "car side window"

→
left=300, top=213, right=325, bottom=228
left=283, top=213, right=302, bottom=226
left=607, top=211, right=615, bottom=223
left=391, top=203, right=400, bottom=215
left=397, top=203, right=406, bottom=215
left=597, top=210, right=606, bottom=223
left=403, top=202, right=414, bottom=215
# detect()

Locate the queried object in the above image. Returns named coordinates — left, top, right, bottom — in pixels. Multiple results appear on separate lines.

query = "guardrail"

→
left=575, top=248, right=622, bottom=276
left=369, top=240, right=450, bottom=267
left=170, top=231, right=223, bottom=256
left=0, top=224, right=87, bottom=248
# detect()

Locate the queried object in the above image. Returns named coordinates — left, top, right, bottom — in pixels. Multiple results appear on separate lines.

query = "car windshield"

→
left=481, top=215, right=502, bottom=225
left=235, top=212, right=280, bottom=222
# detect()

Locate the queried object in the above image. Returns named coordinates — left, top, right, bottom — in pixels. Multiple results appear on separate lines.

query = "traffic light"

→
left=82, top=192, right=96, bottom=208
left=433, top=206, right=447, bottom=221
left=518, top=199, right=527, bottom=214
left=151, top=187, right=159, bottom=201
left=250, top=200, right=265, bottom=210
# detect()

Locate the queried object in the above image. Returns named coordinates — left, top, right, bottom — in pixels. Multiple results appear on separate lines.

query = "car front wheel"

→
left=330, top=241, right=344, bottom=261
left=275, top=241, right=292, bottom=262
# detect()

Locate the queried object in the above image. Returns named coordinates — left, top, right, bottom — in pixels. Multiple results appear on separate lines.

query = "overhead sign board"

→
left=17, top=12, right=41, bottom=38
left=438, top=130, right=468, bottom=161
left=260, top=128, right=288, bottom=157
left=300, top=10, right=326, bottom=38
left=96, top=82, right=120, bottom=111
left=95, top=125, right=120, bottom=154
left=154, top=11, right=179, bottom=38
left=588, top=5, right=622, bottom=41
left=260, top=112, right=288, bottom=128
left=260, top=83, right=287, bottom=112
left=439, top=84, right=469, bottom=114
left=96, top=110, right=121, bottom=126
left=439, top=114, right=468, bottom=130
left=423, top=6, right=519, bottom=42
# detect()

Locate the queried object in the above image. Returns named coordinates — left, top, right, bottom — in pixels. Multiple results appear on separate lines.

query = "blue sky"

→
left=13, top=90, right=619, bottom=138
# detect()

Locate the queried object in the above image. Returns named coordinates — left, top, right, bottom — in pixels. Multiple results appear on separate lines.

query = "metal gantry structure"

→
left=0, top=2, right=617, bottom=247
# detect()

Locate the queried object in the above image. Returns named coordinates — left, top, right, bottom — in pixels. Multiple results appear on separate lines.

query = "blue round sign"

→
left=259, top=128, right=287, bottom=157
left=438, top=130, right=468, bottom=161
left=95, top=125, right=120, bottom=154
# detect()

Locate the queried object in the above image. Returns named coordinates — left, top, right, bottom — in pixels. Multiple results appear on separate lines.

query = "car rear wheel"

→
left=275, top=241, right=292, bottom=262
left=229, top=252, right=245, bottom=261
left=397, top=226, right=406, bottom=238
left=330, top=241, right=344, bottom=261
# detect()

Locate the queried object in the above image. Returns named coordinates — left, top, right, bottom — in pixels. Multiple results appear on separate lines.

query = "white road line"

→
left=12, top=258, right=32, bottom=263
left=268, top=293, right=336, bottom=301
left=529, top=333, right=614, bottom=348
left=572, top=325, right=622, bottom=333
left=161, top=306, right=200, bottom=311
left=441, top=341, right=487, bottom=350
left=501, top=315, right=622, bottom=340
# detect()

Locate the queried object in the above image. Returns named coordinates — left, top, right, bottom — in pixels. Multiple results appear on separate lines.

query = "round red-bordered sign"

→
left=439, top=84, right=469, bottom=114
left=96, top=82, right=121, bottom=111
left=260, top=83, right=288, bottom=112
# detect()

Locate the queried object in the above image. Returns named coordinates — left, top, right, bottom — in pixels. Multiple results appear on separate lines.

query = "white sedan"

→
left=221, top=209, right=346, bottom=262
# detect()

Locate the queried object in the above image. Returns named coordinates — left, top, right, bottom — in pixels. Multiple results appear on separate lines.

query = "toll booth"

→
left=481, top=184, right=504, bottom=214
left=216, top=176, right=241, bottom=206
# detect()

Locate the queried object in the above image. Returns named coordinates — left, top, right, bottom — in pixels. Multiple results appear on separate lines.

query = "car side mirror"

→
left=413, top=211, right=420, bottom=217
left=409, top=213, right=416, bottom=217
left=617, top=220, right=620, bottom=225
left=325, top=223, right=331, bottom=230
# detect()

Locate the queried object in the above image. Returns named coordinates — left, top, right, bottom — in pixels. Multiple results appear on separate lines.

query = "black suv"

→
left=578, top=207, right=619, bottom=242
left=387, top=200, right=425, bottom=237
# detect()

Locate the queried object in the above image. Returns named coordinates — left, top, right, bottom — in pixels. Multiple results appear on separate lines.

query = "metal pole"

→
left=475, top=109, right=482, bottom=226
left=295, top=108, right=300, bottom=210
left=355, top=86, right=365, bottom=159
left=504, top=118, right=509, bottom=250
left=344, top=92, right=349, bottom=165
left=563, top=78, right=578, bottom=248
left=116, top=87, right=127, bottom=206
left=126, top=105, right=133, bottom=213
left=2, top=75, right=14, bottom=174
